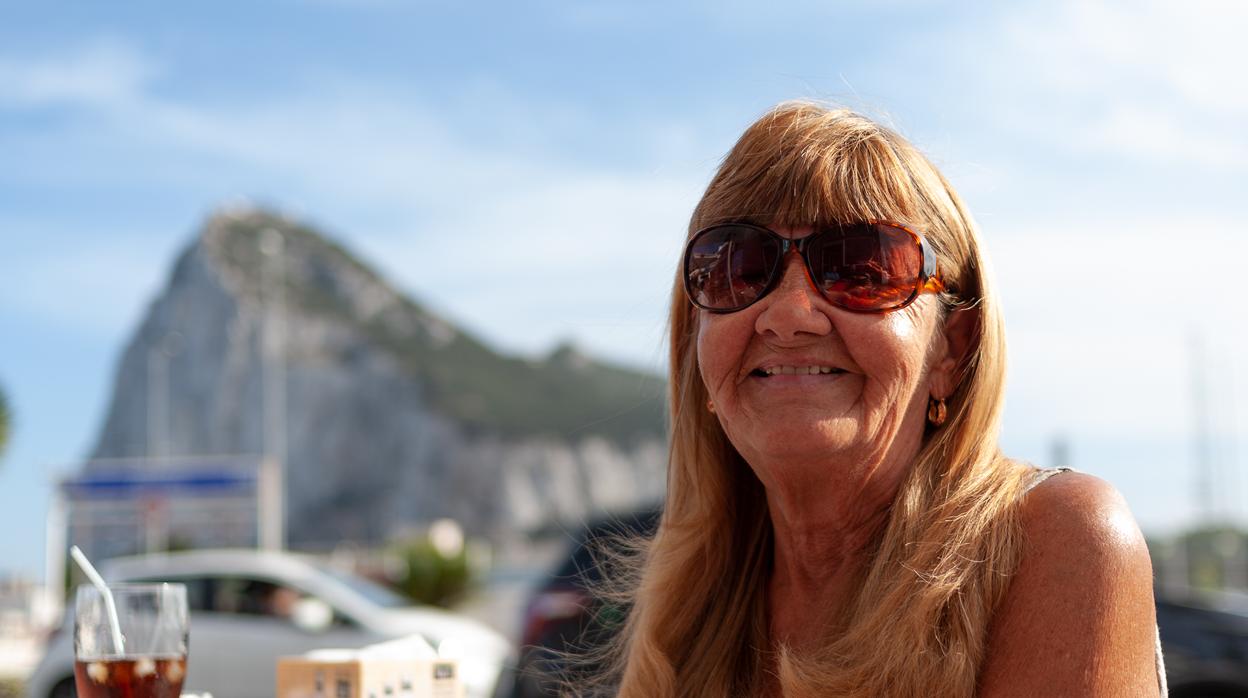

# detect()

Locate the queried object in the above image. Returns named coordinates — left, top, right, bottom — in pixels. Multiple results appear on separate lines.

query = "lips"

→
left=750, top=364, right=846, bottom=377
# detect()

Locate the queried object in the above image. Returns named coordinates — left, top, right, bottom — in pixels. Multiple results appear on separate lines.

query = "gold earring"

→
left=927, top=397, right=947, bottom=426
left=707, top=399, right=716, bottom=414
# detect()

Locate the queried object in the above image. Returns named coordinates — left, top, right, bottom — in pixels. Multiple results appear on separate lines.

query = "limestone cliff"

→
left=88, top=205, right=667, bottom=546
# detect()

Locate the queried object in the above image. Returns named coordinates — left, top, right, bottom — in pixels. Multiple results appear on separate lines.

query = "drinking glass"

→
left=74, top=583, right=189, bottom=698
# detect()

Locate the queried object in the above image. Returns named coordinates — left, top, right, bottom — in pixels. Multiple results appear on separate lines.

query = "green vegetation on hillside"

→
left=0, top=383, right=10, bottom=460
left=1150, top=525, right=1248, bottom=592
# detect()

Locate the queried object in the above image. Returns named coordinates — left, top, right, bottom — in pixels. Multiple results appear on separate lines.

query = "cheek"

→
left=695, top=314, right=746, bottom=393
left=884, top=306, right=921, bottom=342
left=842, top=306, right=938, bottom=398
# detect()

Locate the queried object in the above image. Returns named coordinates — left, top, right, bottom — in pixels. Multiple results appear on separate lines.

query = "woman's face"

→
left=696, top=226, right=959, bottom=491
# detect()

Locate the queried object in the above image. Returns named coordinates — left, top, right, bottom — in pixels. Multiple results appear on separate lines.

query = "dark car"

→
left=512, top=507, right=661, bottom=698
left=1159, top=593, right=1248, bottom=698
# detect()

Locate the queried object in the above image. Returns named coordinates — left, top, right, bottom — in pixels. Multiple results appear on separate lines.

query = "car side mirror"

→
left=291, top=597, right=333, bottom=633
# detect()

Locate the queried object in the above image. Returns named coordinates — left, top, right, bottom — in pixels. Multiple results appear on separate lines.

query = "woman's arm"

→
left=978, top=471, right=1160, bottom=697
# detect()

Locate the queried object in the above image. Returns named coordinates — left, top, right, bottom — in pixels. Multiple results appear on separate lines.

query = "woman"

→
left=597, top=102, right=1163, bottom=696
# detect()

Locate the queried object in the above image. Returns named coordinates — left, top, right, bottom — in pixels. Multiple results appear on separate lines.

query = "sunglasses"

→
left=682, top=221, right=945, bottom=314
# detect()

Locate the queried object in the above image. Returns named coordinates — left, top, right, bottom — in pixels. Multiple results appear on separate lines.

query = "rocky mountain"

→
left=87, top=205, right=668, bottom=546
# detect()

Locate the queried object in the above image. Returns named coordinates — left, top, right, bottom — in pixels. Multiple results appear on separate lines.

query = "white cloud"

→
left=997, top=0, right=1248, bottom=110
left=352, top=171, right=704, bottom=368
left=973, top=0, right=1248, bottom=169
left=0, top=38, right=156, bottom=109
left=131, top=93, right=473, bottom=204
left=1081, top=106, right=1247, bottom=168
left=990, top=215, right=1248, bottom=440
left=1062, top=0, right=1248, bottom=115
left=0, top=229, right=179, bottom=337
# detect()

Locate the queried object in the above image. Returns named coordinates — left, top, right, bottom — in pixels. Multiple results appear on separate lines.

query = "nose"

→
left=753, top=249, right=833, bottom=341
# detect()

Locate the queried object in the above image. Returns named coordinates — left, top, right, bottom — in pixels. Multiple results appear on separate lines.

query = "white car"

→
left=25, top=549, right=514, bottom=698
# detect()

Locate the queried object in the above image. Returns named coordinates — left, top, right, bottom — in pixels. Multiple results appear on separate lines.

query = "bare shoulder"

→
left=1020, top=470, right=1151, bottom=558
left=978, top=470, right=1160, bottom=697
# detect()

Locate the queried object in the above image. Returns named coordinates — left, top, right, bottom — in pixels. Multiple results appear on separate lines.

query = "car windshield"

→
left=313, top=563, right=412, bottom=609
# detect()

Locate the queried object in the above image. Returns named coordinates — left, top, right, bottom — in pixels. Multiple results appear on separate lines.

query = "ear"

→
left=929, top=306, right=978, bottom=399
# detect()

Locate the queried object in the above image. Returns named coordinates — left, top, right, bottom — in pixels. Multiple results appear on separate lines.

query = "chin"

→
left=736, top=416, right=861, bottom=461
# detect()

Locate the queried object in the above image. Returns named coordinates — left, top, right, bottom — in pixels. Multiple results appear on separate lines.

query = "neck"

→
left=769, top=495, right=891, bottom=587
left=764, top=458, right=905, bottom=650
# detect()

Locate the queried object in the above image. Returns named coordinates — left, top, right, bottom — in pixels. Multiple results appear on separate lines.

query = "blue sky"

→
left=1, top=0, right=1246, bottom=581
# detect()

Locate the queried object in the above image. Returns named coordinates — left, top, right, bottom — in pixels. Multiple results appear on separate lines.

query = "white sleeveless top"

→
left=1024, top=467, right=1168, bottom=696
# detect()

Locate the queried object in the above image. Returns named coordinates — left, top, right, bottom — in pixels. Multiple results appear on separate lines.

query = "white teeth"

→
left=762, top=365, right=839, bottom=376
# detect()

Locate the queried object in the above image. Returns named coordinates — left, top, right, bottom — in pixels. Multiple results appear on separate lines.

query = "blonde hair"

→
left=581, top=102, right=1030, bottom=697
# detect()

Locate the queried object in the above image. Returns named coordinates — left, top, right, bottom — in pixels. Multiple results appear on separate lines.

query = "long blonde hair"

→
left=589, top=102, right=1029, bottom=697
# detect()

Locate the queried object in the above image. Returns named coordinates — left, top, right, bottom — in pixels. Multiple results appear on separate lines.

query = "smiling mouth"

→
left=750, top=365, right=846, bottom=377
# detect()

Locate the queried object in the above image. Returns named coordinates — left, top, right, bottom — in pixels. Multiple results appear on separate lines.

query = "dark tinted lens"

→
left=684, top=225, right=781, bottom=310
left=807, top=223, right=922, bottom=311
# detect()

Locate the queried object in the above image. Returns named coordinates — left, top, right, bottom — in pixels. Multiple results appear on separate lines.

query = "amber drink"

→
left=73, top=656, right=187, bottom=698
left=74, top=584, right=189, bottom=698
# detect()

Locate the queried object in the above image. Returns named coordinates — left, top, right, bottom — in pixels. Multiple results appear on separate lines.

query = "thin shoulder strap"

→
left=1023, top=466, right=1073, bottom=493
